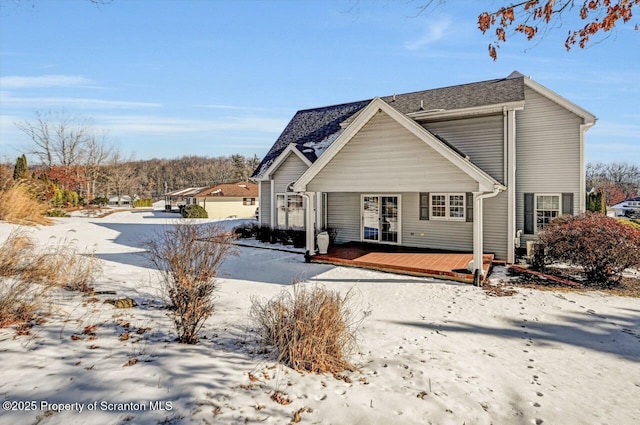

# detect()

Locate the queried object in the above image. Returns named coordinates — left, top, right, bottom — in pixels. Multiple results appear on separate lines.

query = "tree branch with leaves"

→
left=479, top=0, right=639, bottom=60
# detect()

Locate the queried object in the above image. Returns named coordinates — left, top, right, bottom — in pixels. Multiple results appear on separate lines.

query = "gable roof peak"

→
left=507, top=70, right=526, bottom=79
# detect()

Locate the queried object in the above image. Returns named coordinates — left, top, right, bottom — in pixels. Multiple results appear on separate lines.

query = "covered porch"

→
left=311, top=242, right=494, bottom=284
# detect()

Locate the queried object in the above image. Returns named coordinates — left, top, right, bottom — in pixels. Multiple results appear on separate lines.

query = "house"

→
left=163, top=187, right=206, bottom=210
left=251, top=71, right=596, bottom=278
left=185, top=181, right=258, bottom=219
left=610, top=196, right=640, bottom=218
left=108, top=195, right=137, bottom=207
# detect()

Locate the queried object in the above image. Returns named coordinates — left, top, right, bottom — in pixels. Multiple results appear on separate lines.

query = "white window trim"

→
left=534, top=193, right=562, bottom=234
left=276, top=193, right=304, bottom=230
left=430, top=193, right=466, bottom=221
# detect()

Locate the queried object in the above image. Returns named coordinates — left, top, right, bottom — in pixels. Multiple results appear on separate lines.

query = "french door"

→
left=362, top=195, right=400, bottom=244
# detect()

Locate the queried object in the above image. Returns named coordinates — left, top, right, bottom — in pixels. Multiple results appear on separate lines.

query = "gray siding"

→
left=483, top=191, right=508, bottom=259
left=326, top=192, right=507, bottom=258
left=401, top=193, right=473, bottom=252
left=259, top=180, right=271, bottom=226
left=516, top=87, right=583, bottom=242
left=327, top=192, right=474, bottom=253
left=423, top=114, right=504, bottom=183
left=307, top=111, right=478, bottom=193
left=327, top=193, right=361, bottom=243
left=272, top=153, right=309, bottom=194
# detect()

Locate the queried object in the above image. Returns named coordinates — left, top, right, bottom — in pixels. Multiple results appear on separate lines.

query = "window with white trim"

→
left=243, top=197, right=255, bottom=206
left=430, top=193, right=465, bottom=221
left=536, top=194, right=561, bottom=231
left=276, top=193, right=304, bottom=229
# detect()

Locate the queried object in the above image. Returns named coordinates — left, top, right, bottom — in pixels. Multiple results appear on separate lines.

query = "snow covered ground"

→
left=0, top=210, right=638, bottom=425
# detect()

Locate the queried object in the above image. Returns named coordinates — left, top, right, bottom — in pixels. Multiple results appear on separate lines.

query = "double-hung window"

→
left=276, top=193, right=304, bottom=229
left=535, top=194, right=560, bottom=231
left=429, top=193, right=466, bottom=221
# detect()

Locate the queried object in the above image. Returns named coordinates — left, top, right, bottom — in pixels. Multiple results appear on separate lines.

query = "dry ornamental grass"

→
left=0, top=229, right=101, bottom=328
left=251, top=284, right=362, bottom=374
left=0, top=184, right=52, bottom=226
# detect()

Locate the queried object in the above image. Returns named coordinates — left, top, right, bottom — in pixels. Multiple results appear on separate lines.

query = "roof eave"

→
left=524, top=78, right=596, bottom=125
left=407, top=100, right=525, bottom=121
left=260, top=143, right=312, bottom=180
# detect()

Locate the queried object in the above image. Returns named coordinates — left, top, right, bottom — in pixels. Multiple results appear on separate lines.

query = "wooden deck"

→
left=311, top=242, right=493, bottom=284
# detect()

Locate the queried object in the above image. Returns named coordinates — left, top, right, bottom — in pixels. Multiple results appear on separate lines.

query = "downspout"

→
left=579, top=122, right=595, bottom=214
left=300, top=192, right=316, bottom=262
left=473, top=185, right=504, bottom=286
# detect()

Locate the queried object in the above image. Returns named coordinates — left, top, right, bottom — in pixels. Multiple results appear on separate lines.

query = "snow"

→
left=0, top=210, right=639, bottom=425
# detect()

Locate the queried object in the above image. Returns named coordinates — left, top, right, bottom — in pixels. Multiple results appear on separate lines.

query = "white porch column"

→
left=302, top=192, right=316, bottom=256
left=269, top=179, right=275, bottom=227
left=473, top=192, right=484, bottom=283
left=506, top=108, right=517, bottom=264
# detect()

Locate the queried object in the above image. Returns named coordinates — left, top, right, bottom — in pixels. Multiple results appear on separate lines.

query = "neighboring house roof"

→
left=252, top=71, right=596, bottom=179
left=164, top=187, right=206, bottom=197
left=611, top=196, right=640, bottom=209
left=192, top=181, right=258, bottom=198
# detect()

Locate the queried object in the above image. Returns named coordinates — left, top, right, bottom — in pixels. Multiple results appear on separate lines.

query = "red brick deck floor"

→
left=311, top=243, right=493, bottom=284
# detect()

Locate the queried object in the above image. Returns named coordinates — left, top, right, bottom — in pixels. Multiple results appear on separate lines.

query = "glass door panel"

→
left=362, top=196, right=380, bottom=241
left=381, top=196, right=398, bottom=243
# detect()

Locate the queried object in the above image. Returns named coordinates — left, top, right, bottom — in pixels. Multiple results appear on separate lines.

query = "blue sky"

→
left=0, top=0, right=638, bottom=164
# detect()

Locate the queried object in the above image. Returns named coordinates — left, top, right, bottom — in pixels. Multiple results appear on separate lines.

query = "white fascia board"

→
left=261, top=143, right=312, bottom=179
left=407, top=101, right=525, bottom=121
left=524, top=78, right=596, bottom=124
left=294, top=97, right=501, bottom=193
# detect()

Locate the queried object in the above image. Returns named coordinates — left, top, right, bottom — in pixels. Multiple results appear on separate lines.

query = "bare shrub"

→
left=251, top=284, right=362, bottom=374
left=532, top=212, right=640, bottom=287
left=145, top=222, right=238, bottom=344
left=0, top=184, right=52, bottom=226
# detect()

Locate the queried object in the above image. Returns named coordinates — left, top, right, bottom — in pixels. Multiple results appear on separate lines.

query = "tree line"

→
left=4, top=111, right=261, bottom=204
left=586, top=162, right=640, bottom=206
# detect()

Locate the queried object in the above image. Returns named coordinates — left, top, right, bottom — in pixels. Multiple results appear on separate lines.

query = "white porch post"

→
left=473, top=192, right=484, bottom=283
left=269, top=179, right=275, bottom=227
left=506, top=109, right=517, bottom=264
left=302, top=192, right=316, bottom=257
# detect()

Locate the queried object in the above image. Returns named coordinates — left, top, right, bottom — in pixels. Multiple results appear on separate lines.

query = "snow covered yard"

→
left=0, top=210, right=638, bottom=425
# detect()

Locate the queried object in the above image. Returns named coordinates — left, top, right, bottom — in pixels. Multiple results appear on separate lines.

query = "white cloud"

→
left=404, top=17, right=452, bottom=50
left=0, top=74, right=96, bottom=89
left=96, top=114, right=287, bottom=135
left=0, top=92, right=161, bottom=109
left=589, top=121, right=640, bottom=139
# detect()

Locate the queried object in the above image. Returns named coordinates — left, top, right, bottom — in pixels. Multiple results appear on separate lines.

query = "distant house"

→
left=252, top=71, right=596, bottom=278
left=109, top=195, right=137, bottom=207
left=184, top=181, right=258, bottom=219
left=611, top=196, right=640, bottom=217
left=163, top=187, right=206, bottom=210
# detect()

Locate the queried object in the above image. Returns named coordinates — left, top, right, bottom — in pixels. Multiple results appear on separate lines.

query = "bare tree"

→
left=587, top=161, right=640, bottom=205
left=16, top=111, right=94, bottom=171
left=106, top=150, right=138, bottom=206
left=84, top=135, right=112, bottom=200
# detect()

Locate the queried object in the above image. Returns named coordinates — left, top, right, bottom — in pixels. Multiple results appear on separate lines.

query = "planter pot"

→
left=317, top=232, right=329, bottom=255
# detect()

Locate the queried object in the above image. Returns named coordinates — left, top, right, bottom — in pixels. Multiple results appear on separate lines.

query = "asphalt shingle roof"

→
left=252, top=74, right=525, bottom=178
